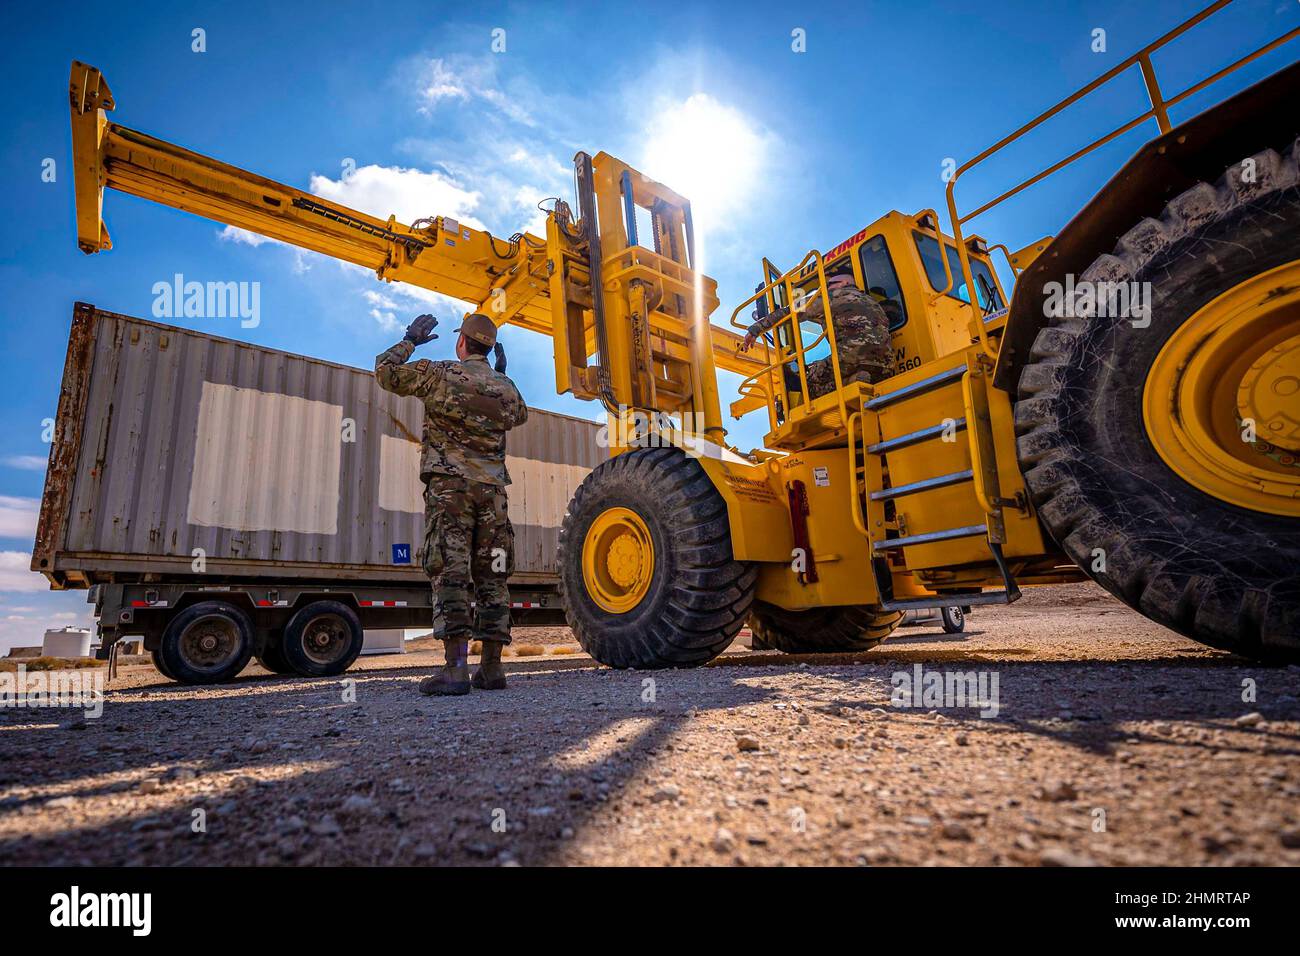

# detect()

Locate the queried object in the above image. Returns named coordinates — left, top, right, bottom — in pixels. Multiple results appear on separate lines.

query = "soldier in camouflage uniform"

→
left=375, top=312, right=528, bottom=696
left=740, top=273, right=892, bottom=399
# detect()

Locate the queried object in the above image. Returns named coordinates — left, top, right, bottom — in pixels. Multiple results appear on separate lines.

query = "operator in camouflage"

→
left=375, top=312, right=528, bottom=696
left=740, top=273, right=892, bottom=398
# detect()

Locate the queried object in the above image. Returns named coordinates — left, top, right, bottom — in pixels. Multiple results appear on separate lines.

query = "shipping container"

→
left=33, top=303, right=603, bottom=683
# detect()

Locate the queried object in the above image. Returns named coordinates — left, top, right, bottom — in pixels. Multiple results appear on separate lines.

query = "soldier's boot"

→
left=472, top=639, right=508, bottom=691
left=418, top=638, right=471, bottom=696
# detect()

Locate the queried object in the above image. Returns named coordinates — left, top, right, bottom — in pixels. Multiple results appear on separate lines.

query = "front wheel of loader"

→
left=559, top=447, right=757, bottom=669
left=1015, top=142, right=1300, bottom=661
left=748, top=602, right=901, bottom=653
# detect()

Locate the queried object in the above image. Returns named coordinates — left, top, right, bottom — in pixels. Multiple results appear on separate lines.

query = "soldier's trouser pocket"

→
left=421, top=483, right=450, bottom=578
left=475, top=490, right=515, bottom=578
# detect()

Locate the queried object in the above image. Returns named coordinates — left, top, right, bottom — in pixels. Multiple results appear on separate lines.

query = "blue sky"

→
left=0, top=0, right=1295, bottom=650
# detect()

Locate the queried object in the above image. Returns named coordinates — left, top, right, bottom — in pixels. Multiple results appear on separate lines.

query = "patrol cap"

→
left=454, top=313, right=498, bottom=348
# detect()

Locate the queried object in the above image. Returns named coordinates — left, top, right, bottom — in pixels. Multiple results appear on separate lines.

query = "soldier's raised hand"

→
left=405, top=313, right=439, bottom=345
left=493, top=342, right=507, bottom=373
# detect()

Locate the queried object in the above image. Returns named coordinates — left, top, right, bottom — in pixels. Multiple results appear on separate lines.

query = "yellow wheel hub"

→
left=581, top=507, right=655, bottom=613
left=1238, top=334, right=1300, bottom=455
left=1143, top=260, right=1300, bottom=517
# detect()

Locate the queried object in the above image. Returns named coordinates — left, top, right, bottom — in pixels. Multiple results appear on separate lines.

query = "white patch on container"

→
left=375, top=446, right=591, bottom=529
left=187, top=382, right=342, bottom=534
left=505, top=455, right=590, bottom=528
left=378, top=435, right=424, bottom=513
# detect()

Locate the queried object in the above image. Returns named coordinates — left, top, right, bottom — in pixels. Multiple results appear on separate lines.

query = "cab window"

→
left=779, top=259, right=853, bottom=364
left=912, top=231, right=1004, bottom=313
left=858, top=235, right=908, bottom=331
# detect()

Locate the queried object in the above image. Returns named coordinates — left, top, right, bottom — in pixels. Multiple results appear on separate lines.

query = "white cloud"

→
left=363, top=290, right=405, bottom=335
left=218, top=225, right=279, bottom=247
left=309, top=164, right=484, bottom=230
left=0, top=496, right=39, bottom=540
left=360, top=281, right=471, bottom=334
left=0, top=551, right=46, bottom=592
left=420, top=59, right=469, bottom=105
left=414, top=57, right=536, bottom=126
left=506, top=146, right=568, bottom=182
left=2, top=454, right=46, bottom=471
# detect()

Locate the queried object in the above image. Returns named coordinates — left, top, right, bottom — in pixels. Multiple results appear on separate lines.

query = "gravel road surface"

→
left=2, top=584, right=1297, bottom=866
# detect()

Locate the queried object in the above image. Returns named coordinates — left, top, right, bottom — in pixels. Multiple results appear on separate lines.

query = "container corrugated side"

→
left=35, top=305, right=602, bottom=586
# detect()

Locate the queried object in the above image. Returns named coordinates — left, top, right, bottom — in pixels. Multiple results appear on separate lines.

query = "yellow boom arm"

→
left=69, top=61, right=766, bottom=438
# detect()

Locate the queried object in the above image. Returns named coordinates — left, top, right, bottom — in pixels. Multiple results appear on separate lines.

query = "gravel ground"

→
left=2, top=583, right=1297, bottom=867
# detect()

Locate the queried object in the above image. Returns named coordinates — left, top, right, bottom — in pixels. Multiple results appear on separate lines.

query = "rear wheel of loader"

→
left=747, top=602, right=901, bottom=653
left=559, top=447, right=757, bottom=668
left=1016, top=143, right=1300, bottom=661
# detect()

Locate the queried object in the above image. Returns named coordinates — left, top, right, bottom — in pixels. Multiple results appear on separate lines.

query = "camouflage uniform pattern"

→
left=375, top=339, right=529, bottom=485
left=422, top=476, right=514, bottom=642
left=375, top=340, right=528, bottom=642
left=749, top=284, right=892, bottom=399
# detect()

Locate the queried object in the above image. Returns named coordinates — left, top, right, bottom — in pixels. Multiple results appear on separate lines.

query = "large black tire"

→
left=256, top=633, right=296, bottom=675
left=940, top=606, right=965, bottom=634
left=559, top=447, right=757, bottom=668
left=1016, top=143, right=1300, bottom=661
left=150, top=646, right=176, bottom=681
left=158, top=601, right=255, bottom=685
left=748, top=602, right=901, bottom=653
left=281, top=601, right=365, bottom=677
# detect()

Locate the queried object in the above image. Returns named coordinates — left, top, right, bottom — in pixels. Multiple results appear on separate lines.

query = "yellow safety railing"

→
left=846, top=411, right=871, bottom=537
left=943, top=0, right=1300, bottom=358
left=729, top=250, right=850, bottom=430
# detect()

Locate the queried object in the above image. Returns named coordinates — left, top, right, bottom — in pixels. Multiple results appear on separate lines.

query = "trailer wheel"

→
left=158, top=602, right=255, bottom=685
left=281, top=601, right=364, bottom=676
left=941, top=606, right=965, bottom=634
left=748, top=601, right=901, bottom=653
left=255, top=634, right=295, bottom=675
left=1015, top=143, right=1300, bottom=661
left=559, top=447, right=757, bottom=669
left=150, top=646, right=176, bottom=681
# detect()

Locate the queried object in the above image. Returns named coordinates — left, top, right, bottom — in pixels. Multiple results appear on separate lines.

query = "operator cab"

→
left=752, top=210, right=1010, bottom=386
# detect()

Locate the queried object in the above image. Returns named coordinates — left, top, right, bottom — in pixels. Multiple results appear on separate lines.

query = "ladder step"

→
left=867, top=417, right=966, bottom=455
left=872, top=524, right=987, bottom=551
left=882, top=590, right=1015, bottom=612
left=870, top=469, right=974, bottom=501
left=866, top=364, right=966, bottom=410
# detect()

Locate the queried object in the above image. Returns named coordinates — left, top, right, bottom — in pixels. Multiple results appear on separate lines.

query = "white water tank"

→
left=42, top=627, right=92, bottom=658
left=361, top=629, right=405, bottom=656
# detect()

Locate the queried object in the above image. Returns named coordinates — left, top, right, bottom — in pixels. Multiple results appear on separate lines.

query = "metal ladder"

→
left=849, top=362, right=1022, bottom=612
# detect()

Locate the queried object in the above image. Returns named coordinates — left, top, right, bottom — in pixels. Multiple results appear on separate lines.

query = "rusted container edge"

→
left=32, top=302, right=99, bottom=586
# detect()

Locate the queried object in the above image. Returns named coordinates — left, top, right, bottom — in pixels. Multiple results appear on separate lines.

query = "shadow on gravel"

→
left=0, top=661, right=781, bottom=866
left=2, top=648, right=1294, bottom=865
left=710, top=651, right=1300, bottom=762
